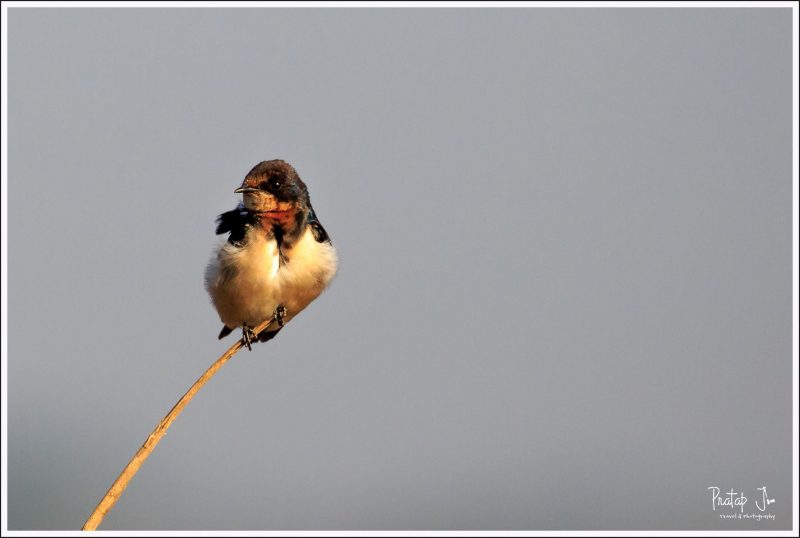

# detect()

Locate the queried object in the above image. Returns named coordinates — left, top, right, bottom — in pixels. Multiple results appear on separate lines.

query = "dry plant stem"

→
left=81, top=316, right=278, bottom=531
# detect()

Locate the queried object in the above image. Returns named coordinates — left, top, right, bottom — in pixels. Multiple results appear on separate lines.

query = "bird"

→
left=205, top=159, right=338, bottom=349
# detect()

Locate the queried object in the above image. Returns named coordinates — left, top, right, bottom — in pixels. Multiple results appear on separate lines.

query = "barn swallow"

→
left=205, top=160, right=338, bottom=349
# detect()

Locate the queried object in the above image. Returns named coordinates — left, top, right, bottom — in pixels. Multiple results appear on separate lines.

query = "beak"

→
left=234, top=187, right=258, bottom=194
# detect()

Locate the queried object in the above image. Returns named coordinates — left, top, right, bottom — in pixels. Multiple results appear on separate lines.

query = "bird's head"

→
left=235, top=160, right=310, bottom=230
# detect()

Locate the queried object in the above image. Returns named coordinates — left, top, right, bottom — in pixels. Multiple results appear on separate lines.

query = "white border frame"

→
left=1, top=2, right=797, bottom=537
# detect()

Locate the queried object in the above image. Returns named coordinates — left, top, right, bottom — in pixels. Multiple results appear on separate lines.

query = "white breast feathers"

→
left=205, top=225, right=338, bottom=330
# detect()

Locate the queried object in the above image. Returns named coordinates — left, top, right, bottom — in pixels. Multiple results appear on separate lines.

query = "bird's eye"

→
left=258, top=175, right=285, bottom=193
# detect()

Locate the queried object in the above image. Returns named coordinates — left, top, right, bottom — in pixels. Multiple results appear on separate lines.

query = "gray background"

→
left=6, top=7, right=793, bottom=531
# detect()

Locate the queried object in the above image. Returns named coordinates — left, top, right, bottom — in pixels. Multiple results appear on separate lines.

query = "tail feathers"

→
left=218, top=325, right=234, bottom=339
left=217, top=325, right=282, bottom=343
left=258, top=328, right=282, bottom=342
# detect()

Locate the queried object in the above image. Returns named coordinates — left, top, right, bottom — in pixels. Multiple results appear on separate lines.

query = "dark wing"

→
left=307, top=206, right=331, bottom=244
left=216, top=204, right=255, bottom=245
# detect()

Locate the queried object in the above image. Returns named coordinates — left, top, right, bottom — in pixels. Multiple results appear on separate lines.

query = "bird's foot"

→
left=274, top=305, right=287, bottom=328
left=241, top=324, right=257, bottom=351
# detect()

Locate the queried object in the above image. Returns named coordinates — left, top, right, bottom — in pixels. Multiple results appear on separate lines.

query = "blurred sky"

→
left=6, top=7, right=794, bottom=531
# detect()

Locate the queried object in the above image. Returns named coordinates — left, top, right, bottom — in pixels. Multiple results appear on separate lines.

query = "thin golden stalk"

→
left=81, top=316, right=278, bottom=531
